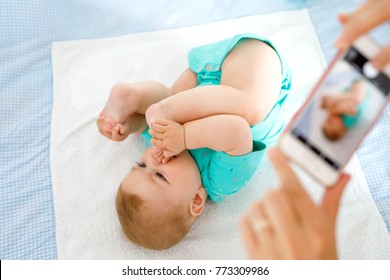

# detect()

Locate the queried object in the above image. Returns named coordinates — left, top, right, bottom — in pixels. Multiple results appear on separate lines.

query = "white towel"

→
left=51, top=9, right=390, bottom=259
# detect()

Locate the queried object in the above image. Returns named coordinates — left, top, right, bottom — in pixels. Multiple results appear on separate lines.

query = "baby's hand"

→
left=149, top=119, right=186, bottom=160
left=151, top=147, right=173, bottom=164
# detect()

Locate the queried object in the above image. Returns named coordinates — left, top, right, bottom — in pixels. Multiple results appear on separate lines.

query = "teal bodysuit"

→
left=341, top=83, right=369, bottom=129
left=142, top=33, right=291, bottom=202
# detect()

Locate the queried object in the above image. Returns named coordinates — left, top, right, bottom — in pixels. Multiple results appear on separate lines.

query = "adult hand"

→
left=240, top=147, right=350, bottom=259
left=336, top=0, right=390, bottom=70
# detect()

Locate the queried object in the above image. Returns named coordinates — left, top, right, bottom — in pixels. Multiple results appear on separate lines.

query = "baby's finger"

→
left=148, top=128, right=164, bottom=140
left=161, top=156, right=171, bottom=164
left=155, top=152, right=164, bottom=163
left=151, top=121, right=168, bottom=133
left=151, top=145, right=163, bottom=155
left=150, top=138, right=167, bottom=148
left=154, top=119, right=172, bottom=126
left=162, top=149, right=176, bottom=160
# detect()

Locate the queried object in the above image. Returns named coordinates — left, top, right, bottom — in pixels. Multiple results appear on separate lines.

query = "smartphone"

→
left=279, top=36, right=390, bottom=185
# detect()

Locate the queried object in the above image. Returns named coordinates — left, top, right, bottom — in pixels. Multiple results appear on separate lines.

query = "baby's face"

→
left=323, top=114, right=346, bottom=141
left=120, top=147, right=202, bottom=211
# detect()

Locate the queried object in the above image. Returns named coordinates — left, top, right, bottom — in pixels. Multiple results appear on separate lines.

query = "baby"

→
left=321, top=80, right=368, bottom=141
left=97, top=34, right=291, bottom=250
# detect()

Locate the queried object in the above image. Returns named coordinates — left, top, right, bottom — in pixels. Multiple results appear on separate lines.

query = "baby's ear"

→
left=189, top=187, right=206, bottom=217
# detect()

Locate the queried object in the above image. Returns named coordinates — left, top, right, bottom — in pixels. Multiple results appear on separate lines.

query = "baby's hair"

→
left=115, top=184, right=194, bottom=250
left=322, top=124, right=342, bottom=141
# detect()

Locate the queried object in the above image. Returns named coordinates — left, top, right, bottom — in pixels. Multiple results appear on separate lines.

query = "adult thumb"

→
left=321, top=173, right=350, bottom=222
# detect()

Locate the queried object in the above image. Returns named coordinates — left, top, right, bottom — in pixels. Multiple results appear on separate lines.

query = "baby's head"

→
left=116, top=147, right=206, bottom=250
left=322, top=114, right=347, bottom=141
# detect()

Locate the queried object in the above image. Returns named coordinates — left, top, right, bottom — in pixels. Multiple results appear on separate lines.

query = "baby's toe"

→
left=100, top=116, right=116, bottom=134
left=115, top=123, right=128, bottom=136
left=111, top=125, right=127, bottom=141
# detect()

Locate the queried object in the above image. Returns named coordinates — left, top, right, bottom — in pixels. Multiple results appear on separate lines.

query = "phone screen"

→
left=290, top=46, right=390, bottom=170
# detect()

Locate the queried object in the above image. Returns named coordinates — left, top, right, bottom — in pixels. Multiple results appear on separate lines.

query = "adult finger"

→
left=336, top=1, right=390, bottom=49
left=268, top=147, right=301, bottom=188
left=337, top=13, right=349, bottom=24
left=248, top=202, right=273, bottom=244
left=372, top=45, right=390, bottom=70
left=240, top=216, right=260, bottom=259
left=269, top=148, right=320, bottom=224
left=262, top=189, right=300, bottom=236
left=321, top=173, right=350, bottom=222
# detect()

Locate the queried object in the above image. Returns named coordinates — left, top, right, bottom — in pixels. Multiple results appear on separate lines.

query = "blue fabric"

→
left=1, top=0, right=389, bottom=259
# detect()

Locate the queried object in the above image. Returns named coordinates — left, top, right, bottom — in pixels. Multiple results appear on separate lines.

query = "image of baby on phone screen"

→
left=321, top=80, right=369, bottom=141
left=96, top=34, right=291, bottom=250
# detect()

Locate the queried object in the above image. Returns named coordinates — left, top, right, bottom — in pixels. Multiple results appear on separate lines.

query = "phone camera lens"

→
left=363, top=62, right=379, bottom=79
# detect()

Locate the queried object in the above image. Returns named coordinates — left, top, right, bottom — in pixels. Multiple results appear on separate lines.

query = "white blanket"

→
left=51, top=10, right=390, bottom=259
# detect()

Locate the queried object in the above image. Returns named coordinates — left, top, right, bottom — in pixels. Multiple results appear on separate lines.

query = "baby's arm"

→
left=149, top=115, right=252, bottom=161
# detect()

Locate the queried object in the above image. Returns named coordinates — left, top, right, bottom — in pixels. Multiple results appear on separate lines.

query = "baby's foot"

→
left=97, top=113, right=128, bottom=141
left=96, top=83, right=139, bottom=141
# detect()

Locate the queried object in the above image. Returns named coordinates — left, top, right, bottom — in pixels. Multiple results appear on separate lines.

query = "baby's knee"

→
left=241, top=96, right=265, bottom=125
left=232, top=116, right=253, bottom=154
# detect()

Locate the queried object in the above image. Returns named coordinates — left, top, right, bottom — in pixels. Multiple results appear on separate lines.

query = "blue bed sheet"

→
left=1, top=0, right=389, bottom=259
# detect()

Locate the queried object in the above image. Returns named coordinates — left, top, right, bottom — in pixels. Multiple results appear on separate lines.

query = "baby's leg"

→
left=97, top=81, right=173, bottom=141
left=146, top=40, right=281, bottom=126
left=324, top=81, right=366, bottom=113
left=348, top=80, right=366, bottom=103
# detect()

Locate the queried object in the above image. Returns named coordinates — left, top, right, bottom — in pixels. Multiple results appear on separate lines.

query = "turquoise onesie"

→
left=341, top=81, right=369, bottom=129
left=142, top=33, right=291, bottom=202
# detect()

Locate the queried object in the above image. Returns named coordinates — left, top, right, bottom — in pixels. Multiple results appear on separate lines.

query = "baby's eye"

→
left=136, top=162, right=146, bottom=168
left=155, top=172, right=167, bottom=182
